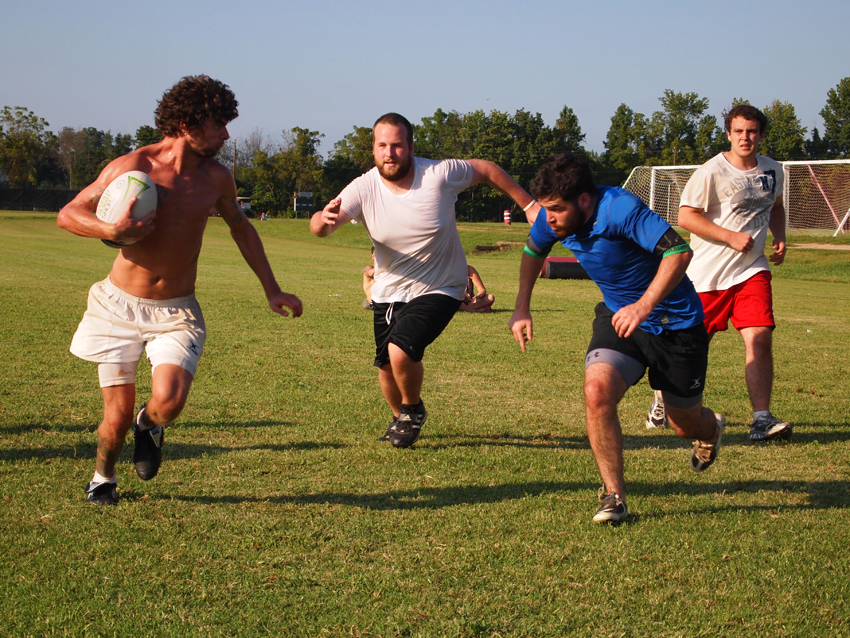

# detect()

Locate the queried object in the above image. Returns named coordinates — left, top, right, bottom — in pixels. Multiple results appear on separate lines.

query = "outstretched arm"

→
left=310, top=197, right=353, bottom=237
left=509, top=252, right=545, bottom=352
left=468, top=159, right=541, bottom=224
left=217, top=185, right=302, bottom=318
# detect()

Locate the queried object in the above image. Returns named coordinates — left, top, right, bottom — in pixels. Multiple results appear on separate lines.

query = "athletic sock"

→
left=400, top=400, right=424, bottom=414
left=92, top=471, right=117, bottom=484
left=753, top=410, right=771, bottom=420
left=136, top=405, right=154, bottom=431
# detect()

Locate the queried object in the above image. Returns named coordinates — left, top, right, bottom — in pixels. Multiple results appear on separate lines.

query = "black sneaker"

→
left=85, top=481, right=118, bottom=506
left=749, top=414, right=792, bottom=442
left=593, top=491, right=628, bottom=524
left=390, top=403, right=428, bottom=449
left=133, top=403, right=163, bottom=481
left=377, top=417, right=398, bottom=442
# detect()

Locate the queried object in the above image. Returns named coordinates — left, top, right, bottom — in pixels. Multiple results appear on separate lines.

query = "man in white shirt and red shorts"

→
left=645, top=104, right=791, bottom=443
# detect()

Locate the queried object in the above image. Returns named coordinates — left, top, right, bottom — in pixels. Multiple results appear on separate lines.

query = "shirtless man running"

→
left=58, top=75, right=303, bottom=505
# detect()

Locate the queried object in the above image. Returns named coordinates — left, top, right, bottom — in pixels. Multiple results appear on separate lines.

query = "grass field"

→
left=1, top=212, right=849, bottom=637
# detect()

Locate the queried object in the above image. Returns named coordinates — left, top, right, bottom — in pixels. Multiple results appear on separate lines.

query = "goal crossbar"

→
left=623, top=160, right=850, bottom=236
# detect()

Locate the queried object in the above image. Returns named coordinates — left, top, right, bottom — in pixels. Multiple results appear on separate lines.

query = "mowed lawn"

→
left=1, top=212, right=848, bottom=637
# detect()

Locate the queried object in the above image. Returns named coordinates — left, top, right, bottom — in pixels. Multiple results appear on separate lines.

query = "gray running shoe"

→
left=691, top=414, right=725, bottom=472
left=645, top=390, right=669, bottom=429
left=749, top=414, right=792, bottom=442
left=593, top=491, right=628, bottom=524
left=85, top=481, right=118, bottom=506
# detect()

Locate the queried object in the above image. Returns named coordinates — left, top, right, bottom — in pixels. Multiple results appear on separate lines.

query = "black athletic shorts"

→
left=372, top=294, right=462, bottom=367
left=586, top=302, right=709, bottom=405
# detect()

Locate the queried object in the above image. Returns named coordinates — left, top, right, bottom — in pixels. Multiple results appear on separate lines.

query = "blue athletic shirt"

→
left=528, top=186, right=704, bottom=335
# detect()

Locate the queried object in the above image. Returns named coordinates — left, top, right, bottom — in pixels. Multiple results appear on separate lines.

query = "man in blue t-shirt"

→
left=509, top=154, right=725, bottom=524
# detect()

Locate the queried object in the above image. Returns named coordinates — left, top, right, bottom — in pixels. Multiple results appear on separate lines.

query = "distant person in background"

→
left=644, top=104, right=791, bottom=443
left=57, top=75, right=302, bottom=506
left=459, top=265, right=495, bottom=312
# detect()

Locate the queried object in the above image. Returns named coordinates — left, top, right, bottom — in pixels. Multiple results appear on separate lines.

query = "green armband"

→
left=524, top=245, right=547, bottom=259
left=662, top=243, right=692, bottom=258
left=524, top=236, right=550, bottom=259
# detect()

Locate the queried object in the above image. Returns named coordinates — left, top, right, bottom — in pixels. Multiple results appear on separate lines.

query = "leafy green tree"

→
left=134, top=125, right=163, bottom=148
left=603, top=103, right=646, bottom=171
left=414, top=108, right=464, bottom=160
left=553, top=106, right=586, bottom=154
left=649, top=90, right=721, bottom=165
left=761, top=100, right=807, bottom=160
left=806, top=127, right=826, bottom=159
left=54, top=126, right=85, bottom=188
left=0, top=106, right=53, bottom=187
left=820, top=77, right=850, bottom=158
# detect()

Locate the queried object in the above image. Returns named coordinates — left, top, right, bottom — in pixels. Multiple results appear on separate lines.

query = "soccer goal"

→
left=623, top=160, right=850, bottom=236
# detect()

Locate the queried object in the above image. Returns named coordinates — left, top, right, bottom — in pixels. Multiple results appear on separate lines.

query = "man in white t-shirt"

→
left=311, top=113, right=540, bottom=448
left=645, top=104, right=791, bottom=443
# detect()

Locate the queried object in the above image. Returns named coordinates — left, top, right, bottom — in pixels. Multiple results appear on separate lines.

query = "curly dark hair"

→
left=530, top=153, right=596, bottom=203
left=155, top=75, right=239, bottom=137
left=723, top=104, right=767, bottom=134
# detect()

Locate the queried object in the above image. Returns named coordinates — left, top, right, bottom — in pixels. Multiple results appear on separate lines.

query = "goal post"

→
left=623, top=160, right=850, bottom=236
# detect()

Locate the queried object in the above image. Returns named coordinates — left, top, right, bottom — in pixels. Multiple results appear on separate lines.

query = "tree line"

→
left=2, top=78, right=850, bottom=220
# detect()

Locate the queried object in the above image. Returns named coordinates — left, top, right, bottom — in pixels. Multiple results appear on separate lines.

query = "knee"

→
left=744, top=327, right=773, bottom=353
left=584, top=377, right=616, bottom=412
left=98, top=409, right=133, bottom=441
left=149, top=392, right=188, bottom=424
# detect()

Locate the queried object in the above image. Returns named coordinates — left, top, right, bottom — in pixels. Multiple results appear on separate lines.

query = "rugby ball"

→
left=96, top=171, right=157, bottom=248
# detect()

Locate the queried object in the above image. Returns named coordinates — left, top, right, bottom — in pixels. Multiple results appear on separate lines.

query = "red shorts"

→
left=698, top=270, right=774, bottom=336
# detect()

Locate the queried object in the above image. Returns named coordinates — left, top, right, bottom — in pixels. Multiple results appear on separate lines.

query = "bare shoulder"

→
left=95, top=148, right=157, bottom=186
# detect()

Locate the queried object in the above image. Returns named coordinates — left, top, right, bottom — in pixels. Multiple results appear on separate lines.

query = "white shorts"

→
left=70, top=278, right=206, bottom=385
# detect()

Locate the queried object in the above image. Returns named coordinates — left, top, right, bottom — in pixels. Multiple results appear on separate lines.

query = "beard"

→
left=194, top=141, right=223, bottom=159
left=376, top=154, right=413, bottom=182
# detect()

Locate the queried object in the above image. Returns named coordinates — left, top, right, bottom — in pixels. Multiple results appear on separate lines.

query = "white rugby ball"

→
left=96, top=171, right=157, bottom=248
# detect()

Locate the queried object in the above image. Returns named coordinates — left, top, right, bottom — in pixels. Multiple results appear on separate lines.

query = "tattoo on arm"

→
left=88, top=187, right=105, bottom=208
left=228, top=198, right=244, bottom=224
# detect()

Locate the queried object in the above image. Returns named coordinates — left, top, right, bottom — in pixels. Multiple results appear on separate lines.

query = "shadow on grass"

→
left=0, top=440, right=347, bottom=462
left=154, top=480, right=596, bottom=509
left=174, top=420, right=298, bottom=430
left=148, top=477, right=849, bottom=512
left=425, top=432, right=589, bottom=450
left=0, top=423, right=95, bottom=435
left=0, top=419, right=297, bottom=436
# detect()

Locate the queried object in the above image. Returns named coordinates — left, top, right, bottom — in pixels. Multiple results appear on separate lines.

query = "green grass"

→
left=1, top=212, right=849, bottom=637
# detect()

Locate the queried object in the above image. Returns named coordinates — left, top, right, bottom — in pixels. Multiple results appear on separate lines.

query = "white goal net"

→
left=623, top=160, right=850, bottom=236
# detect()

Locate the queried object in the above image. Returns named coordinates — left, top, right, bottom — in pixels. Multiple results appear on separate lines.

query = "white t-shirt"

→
left=339, top=157, right=473, bottom=303
left=681, top=153, right=784, bottom=292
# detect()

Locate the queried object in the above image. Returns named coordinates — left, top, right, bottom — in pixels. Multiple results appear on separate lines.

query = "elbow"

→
left=56, top=208, right=70, bottom=230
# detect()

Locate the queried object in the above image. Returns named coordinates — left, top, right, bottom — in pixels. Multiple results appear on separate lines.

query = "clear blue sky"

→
left=3, top=0, right=848, bottom=155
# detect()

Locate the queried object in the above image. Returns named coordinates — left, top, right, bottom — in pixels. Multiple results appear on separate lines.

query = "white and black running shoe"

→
left=85, top=481, right=118, bottom=506
left=749, top=414, right=792, bottom=442
left=593, top=491, right=628, bottom=524
left=645, top=390, right=669, bottom=429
